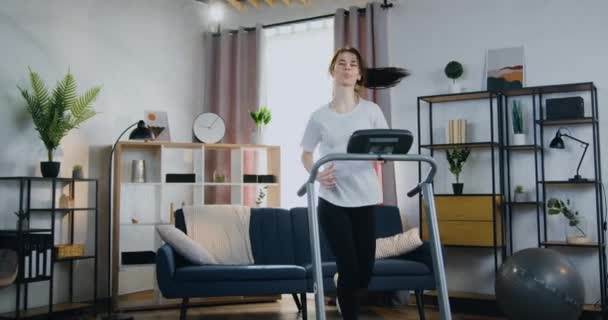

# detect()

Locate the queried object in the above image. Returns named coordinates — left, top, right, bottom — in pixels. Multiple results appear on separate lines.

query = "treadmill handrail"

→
left=297, top=153, right=437, bottom=197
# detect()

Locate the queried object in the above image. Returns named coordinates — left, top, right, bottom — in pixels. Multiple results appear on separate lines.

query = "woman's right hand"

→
left=317, top=163, right=336, bottom=189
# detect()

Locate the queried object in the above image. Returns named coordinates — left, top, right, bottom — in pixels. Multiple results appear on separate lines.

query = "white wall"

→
left=225, top=0, right=608, bottom=304
left=0, top=0, right=208, bottom=312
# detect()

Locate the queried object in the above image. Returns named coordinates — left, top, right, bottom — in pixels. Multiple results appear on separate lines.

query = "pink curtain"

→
left=203, top=26, right=261, bottom=205
left=334, top=2, right=396, bottom=206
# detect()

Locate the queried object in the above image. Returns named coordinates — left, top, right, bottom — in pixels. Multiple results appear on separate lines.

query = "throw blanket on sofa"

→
left=183, top=205, right=254, bottom=265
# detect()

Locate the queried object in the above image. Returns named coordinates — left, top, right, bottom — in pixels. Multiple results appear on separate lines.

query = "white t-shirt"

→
left=300, top=98, right=389, bottom=207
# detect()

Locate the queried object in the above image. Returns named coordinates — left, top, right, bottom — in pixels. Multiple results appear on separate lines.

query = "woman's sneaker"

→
left=333, top=273, right=341, bottom=315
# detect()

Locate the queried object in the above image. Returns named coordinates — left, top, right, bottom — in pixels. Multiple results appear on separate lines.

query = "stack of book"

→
left=447, top=119, right=467, bottom=144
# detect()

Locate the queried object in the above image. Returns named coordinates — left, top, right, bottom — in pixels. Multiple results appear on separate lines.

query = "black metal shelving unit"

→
left=416, top=90, right=507, bottom=274
left=416, top=82, right=606, bottom=314
left=501, top=82, right=606, bottom=314
left=0, top=177, right=98, bottom=319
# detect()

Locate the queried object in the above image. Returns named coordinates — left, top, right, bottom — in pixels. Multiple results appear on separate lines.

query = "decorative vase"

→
left=565, top=216, right=591, bottom=244
left=72, top=168, right=83, bottom=179
left=131, top=160, right=146, bottom=183
left=513, top=192, right=527, bottom=202
left=253, top=126, right=266, bottom=145
left=448, top=81, right=462, bottom=94
left=452, top=183, right=463, bottom=195
left=512, top=133, right=526, bottom=146
left=40, top=161, right=60, bottom=178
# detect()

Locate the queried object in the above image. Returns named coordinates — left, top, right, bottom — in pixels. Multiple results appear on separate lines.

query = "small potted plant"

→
left=250, top=106, right=272, bottom=145
left=511, top=100, right=525, bottom=145
left=444, top=61, right=464, bottom=93
left=446, top=148, right=471, bottom=195
left=72, top=165, right=83, bottom=179
left=547, top=198, right=591, bottom=244
left=513, top=185, right=527, bottom=202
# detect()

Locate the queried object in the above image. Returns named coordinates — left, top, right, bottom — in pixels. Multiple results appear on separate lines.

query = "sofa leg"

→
left=300, top=293, right=307, bottom=319
left=414, top=290, right=425, bottom=320
left=180, top=297, right=189, bottom=320
left=292, top=293, right=302, bottom=311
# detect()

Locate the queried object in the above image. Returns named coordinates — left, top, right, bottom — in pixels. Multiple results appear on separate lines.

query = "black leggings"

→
left=318, top=197, right=376, bottom=320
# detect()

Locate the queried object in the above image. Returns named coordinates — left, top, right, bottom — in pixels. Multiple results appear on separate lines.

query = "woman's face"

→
left=331, top=52, right=361, bottom=88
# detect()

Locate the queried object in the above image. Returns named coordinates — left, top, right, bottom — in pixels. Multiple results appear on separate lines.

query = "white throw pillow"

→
left=156, top=225, right=217, bottom=265
left=375, top=227, right=423, bottom=259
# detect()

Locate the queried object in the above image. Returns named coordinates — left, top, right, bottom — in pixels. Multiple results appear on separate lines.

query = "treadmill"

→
left=297, top=129, right=452, bottom=320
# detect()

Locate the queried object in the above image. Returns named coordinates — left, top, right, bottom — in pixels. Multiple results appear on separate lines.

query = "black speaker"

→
left=166, top=174, right=196, bottom=183
left=545, top=97, right=584, bottom=120
left=121, top=251, right=156, bottom=265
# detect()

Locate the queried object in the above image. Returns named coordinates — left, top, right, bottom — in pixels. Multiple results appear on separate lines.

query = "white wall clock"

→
left=193, top=112, right=226, bottom=144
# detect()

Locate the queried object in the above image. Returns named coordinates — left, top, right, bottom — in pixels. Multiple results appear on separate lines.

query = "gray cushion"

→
left=156, top=225, right=217, bottom=265
left=375, top=227, right=423, bottom=259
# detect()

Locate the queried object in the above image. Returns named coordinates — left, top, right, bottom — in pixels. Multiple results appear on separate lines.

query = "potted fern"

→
left=446, top=148, right=471, bottom=194
left=250, top=106, right=271, bottom=145
left=18, top=68, right=100, bottom=177
left=512, top=100, right=525, bottom=145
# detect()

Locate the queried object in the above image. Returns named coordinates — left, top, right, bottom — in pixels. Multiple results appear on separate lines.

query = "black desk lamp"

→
left=549, top=128, right=589, bottom=182
left=102, top=120, right=153, bottom=320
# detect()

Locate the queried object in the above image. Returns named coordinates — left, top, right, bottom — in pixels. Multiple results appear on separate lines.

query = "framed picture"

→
left=145, top=111, right=171, bottom=142
left=485, top=46, right=525, bottom=92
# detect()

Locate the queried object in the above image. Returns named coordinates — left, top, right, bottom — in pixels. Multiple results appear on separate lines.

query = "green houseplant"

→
left=547, top=198, right=591, bottom=244
left=511, top=100, right=525, bottom=145
left=250, top=106, right=272, bottom=145
left=513, top=184, right=527, bottom=202
left=18, top=68, right=100, bottom=177
left=72, top=164, right=83, bottom=179
left=446, top=148, right=470, bottom=194
left=444, top=61, right=464, bottom=93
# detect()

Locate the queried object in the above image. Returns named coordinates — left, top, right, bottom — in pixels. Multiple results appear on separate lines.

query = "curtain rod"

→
left=211, top=1, right=393, bottom=36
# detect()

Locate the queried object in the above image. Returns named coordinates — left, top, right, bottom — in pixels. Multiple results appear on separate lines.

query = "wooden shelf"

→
left=0, top=229, right=51, bottom=235
left=29, top=207, right=96, bottom=213
left=420, top=142, right=499, bottom=150
left=502, top=82, right=595, bottom=96
left=16, top=276, right=52, bottom=284
left=536, top=117, right=595, bottom=126
left=541, top=241, right=601, bottom=248
left=434, top=193, right=502, bottom=197
left=54, top=255, right=95, bottom=262
left=444, top=244, right=504, bottom=249
left=505, top=201, right=543, bottom=206
left=540, top=180, right=597, bottom=185
left=114, top=142, right=282, bottom=312
left=117, top=141, right=279, bottom=150
left=418, top=91, right=496, bottom=103
left=504, top=144, right=542, bottom=151
left=0, top=177, right=97, bottom=182
left=0, top=302, right=91, bottom=319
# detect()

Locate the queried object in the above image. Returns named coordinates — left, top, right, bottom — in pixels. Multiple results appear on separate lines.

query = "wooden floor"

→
left=120, top=295, right=504, bottom=320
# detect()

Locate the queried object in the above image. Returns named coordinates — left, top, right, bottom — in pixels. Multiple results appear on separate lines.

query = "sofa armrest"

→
left=395, top=241, right=445, bottom=274
left=156, top=244, right=177, bottom=291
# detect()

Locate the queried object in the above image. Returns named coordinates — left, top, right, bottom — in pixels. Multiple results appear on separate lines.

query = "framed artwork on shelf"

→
left=485, top=46, right=525, bottom=92
left=145, top=111, right=171, bottom=141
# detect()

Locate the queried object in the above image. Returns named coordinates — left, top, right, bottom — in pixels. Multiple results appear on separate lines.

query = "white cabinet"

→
left=111, top=141, right=280, bottom=309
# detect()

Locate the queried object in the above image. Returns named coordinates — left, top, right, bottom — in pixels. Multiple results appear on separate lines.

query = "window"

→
left=261, top=18, right=334, bottom=208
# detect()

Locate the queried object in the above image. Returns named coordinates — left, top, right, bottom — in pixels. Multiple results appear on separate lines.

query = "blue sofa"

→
left=156, top=205, right=438, bottom=320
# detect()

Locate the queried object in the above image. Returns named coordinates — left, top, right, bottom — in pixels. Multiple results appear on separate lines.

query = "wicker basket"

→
left=55, top=244, right=85, bottom=258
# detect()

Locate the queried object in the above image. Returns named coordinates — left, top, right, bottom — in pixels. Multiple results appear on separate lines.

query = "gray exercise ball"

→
left=495, top=248, right=584, bottom=320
